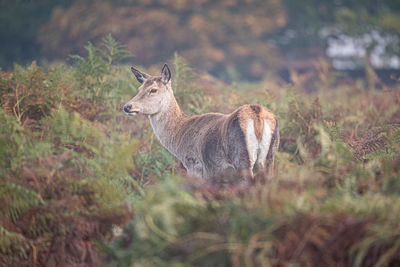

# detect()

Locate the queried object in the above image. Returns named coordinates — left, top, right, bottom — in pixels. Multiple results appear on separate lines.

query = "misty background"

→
left=1, top=0, right=399, bottom=82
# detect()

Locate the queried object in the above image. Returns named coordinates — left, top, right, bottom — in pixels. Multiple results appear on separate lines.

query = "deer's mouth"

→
left=126, top=110, right=139, bottom=115
left=123, top=105, right=140, bottom=115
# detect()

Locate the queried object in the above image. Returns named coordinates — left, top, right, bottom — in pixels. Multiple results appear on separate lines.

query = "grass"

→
left=1, top=37, right=400, bottom=266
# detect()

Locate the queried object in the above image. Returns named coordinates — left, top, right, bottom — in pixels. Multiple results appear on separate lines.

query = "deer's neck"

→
left=148, top=98, right=186, bottom=155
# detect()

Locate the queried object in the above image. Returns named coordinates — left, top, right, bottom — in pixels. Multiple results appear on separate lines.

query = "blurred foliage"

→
left=172, top=53, right=207, bottom=115
left=272, top=1, right=400, bottom=60
left=2, top=0, right=400, bottom=78
left=1, top=37, right=400, bottom=266
left=69, top=34, right=134, bottom=102
left=36, top=0, right=400, bottom=79
left=0, top=36, right=141, bottom=266
left=0, top=0, right=72, bottom=68
left=38, top=0, right=287, bottom=79
left=333, top=0, right=400, bottom=69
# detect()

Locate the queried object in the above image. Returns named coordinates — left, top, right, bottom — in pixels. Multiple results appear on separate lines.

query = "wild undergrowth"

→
left=1, top=37, right=400, bottom=266
left=105, top=57, right=400, bottom=266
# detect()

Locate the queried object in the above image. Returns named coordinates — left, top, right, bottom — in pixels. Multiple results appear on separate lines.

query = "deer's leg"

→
left=183, top=156, right=204, bottom=178
left=264, top=124, right=279, bottom=178
left=253, top=161, right=265, bottom=175
left=240, top=168, right=254, bottom=180
left=232, top=151, right=255, bottom=181
left=185, top=164, right=203, bottom=178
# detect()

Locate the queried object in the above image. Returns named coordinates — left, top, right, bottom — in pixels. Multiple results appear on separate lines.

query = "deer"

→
left=123, top=64, right=279, bottom=179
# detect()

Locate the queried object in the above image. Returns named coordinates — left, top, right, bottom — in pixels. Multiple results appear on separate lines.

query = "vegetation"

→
left=2, top=1, right=399, bottom=78
left=0, top=37, right=140, bottom=266
left=1, top=37, right=399, bottom=266
left=0, top=0, right=72, bottom=68
left=32, top=0, right=400, bottom=76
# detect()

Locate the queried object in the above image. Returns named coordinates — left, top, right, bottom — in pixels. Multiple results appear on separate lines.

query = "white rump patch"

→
left=246, top=120, right=259, bottom=168
left=246, top=120, right=272, bottom=171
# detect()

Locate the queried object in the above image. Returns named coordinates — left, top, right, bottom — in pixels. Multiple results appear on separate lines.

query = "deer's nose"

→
left=123, top=104, right=132, bottom=113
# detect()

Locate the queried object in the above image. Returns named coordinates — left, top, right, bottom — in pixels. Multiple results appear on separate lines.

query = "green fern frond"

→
left=0, top=225, right=29, bottom=255
left=0, top=181, right=44, bottom=222
left=101, top=34, right=134, bottom=64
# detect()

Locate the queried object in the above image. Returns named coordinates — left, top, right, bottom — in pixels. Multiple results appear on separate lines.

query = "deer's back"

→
left=176, top=104, right=277, bottom=178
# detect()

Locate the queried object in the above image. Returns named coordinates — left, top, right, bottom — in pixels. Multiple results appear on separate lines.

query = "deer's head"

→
left=123, top=64, right=173, bottom=116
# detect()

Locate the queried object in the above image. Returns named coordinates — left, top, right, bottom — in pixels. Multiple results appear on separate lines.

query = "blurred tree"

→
left=0, top=0, right=71, bottom=69
left=334, top=0, right=400, bottom=68
left=269, top=0, right=338, bottom=68
left=38, top=0, right=288, bottom=80
left=2, top=0, right=399, bottom=78
left=272, top=0, right=400, bottom=69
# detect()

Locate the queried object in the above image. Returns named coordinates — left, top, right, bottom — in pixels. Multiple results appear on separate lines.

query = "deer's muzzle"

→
left=123, top=104, right=139, bottom=115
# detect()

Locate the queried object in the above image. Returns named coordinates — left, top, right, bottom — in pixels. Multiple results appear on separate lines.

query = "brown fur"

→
left=237, top=104, right=276, bottom=141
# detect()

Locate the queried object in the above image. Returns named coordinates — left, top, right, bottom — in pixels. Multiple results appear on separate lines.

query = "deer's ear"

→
left=161, top=63, right=171, bottom=84
left=131, top=66, right=150, bottom=84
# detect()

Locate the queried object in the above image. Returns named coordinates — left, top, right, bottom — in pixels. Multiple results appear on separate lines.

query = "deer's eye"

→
left=150, top=88, right=158, bottom=94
